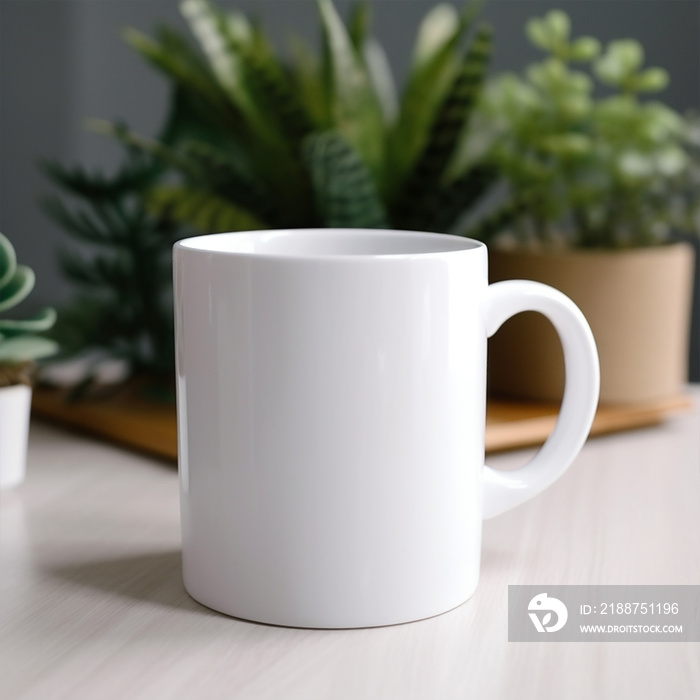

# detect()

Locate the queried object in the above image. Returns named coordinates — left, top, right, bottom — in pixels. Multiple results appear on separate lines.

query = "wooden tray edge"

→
left=33, top=386, right=694, bottom=461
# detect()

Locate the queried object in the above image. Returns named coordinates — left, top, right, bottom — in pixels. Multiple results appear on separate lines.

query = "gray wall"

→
left=1, top=1, right=698, bottom=377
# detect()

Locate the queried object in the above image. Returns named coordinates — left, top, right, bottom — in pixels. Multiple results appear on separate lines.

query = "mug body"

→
left=174, top=229, right=489, bottom=628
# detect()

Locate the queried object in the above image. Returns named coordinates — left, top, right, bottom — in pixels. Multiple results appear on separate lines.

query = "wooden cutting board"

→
left=31, top=386, right=693, bottom=463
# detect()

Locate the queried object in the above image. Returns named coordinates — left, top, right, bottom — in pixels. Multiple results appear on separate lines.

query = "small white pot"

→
left=0, top=384, right=32, bottom=489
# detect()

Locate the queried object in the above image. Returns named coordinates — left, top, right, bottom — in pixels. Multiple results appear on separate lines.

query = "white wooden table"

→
left=2, top=389, right=699, bottom=700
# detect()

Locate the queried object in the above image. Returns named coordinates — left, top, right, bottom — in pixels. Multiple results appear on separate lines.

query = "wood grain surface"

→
left=31, top=385, right=693, bottom=461
left=1, top=389, right=699, bottom=699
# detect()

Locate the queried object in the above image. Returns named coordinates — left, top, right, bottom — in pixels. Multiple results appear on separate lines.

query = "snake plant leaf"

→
left=316, top=0, right=385, bottom=181
left=123, top=27, right=231, bottom=124
left=344, top=2, right=397, bottom=127
left=158, top=83, right=238, bottom=153
left=303, top=131, right=389, bottom=229
left=153, top=23, right=235, bottom=118
left=229, top=28, right=316, bottom=145
left=289, top=35, right=331, bottom=127
left=387, top=2, right=480, bottom=196
left=348, top=1, right=371, bottom=53
left=157, top=85, right=266, bottom=193
left=411, top=3, right=460, bottom=69
left=180, top=0, right=309, bottom=208
left=364, top=38, right=398, bottom=126
left=0, top=335, right=60, bottom=363
left=147, top=185, right=268, bottom=233
left=0, top=233, right=18, bottom=290
left=124, top=24, right=273, bottom=180
left=93, top=120, right=299, bottom=229
left=405, top=164, right=498, bottom=234
left=178, top=140, right=277, bottom=223
left=0, top=308, right=58, bottom=336
left=0, top=266, right=35, bottom=313
left=155, top=23, right=225, bottom=79
left=179, top=0, right=255, bottom=114
left=393, top=25, right=493, bottom=229
left=179, top=0, right=300, bottom=161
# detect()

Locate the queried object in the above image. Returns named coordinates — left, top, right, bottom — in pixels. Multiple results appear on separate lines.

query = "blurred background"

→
left=1, top=0, right=698, bottom=378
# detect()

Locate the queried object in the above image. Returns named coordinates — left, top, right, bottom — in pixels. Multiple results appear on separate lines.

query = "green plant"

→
left=96, top=0, right=505, bottom=236
left=0, top=233, right=58, bottom=387
left=477, top=9, right=698, bottom=248
left=43, top=0, right=515, bottom=382
left=655, top=111, right=700, bottom=235
left=41, top=144, right=179, bottom=381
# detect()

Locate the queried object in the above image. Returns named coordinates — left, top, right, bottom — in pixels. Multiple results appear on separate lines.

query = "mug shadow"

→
left=48, top=548, right=516, bottom=628
left=46, top=549, right=223, bottom=619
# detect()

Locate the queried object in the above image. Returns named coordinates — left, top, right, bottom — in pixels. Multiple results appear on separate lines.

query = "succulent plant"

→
left=476, top=9, right=698, bottom=248
left=0, top=233, right=58, bottom=386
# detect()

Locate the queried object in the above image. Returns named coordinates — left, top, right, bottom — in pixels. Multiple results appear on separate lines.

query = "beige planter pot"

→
left=488, top=243, right=695, bottom=404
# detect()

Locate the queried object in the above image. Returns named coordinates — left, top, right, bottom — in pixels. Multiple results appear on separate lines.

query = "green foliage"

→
left=649, top=111, right=700, bottom=235
left=41, top=149, right=179, bottom=378
left=477, top=9, right=697, bottom=248
left=317, top=0, right=385, bottom=180
left=388, top=1, right=482, bottom=196
left=303, top=131, right=389, bottom=228
left=109, top=0, right=498, bottom=235
left=43, top=0, right=505, bottom=381
left=393, top=24, right=493, bottom=230
left=147, top=186, right=267, bottom=233
left=0, top=233, right=58, bottom=383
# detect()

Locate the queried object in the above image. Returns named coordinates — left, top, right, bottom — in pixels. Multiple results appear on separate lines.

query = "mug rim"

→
left=175, top=228, right=485, bottom=261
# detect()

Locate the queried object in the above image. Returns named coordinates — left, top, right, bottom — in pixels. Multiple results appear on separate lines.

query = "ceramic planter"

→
left=488, top=242, right=695, bottom=404
left=0, top=384, right=32, bottom=489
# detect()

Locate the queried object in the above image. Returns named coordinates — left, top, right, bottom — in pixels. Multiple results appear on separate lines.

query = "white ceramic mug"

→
left=174, top=229, right=599, bottom=628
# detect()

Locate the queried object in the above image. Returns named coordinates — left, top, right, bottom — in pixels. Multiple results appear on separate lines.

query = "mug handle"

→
left=482, top=280, right=600, bottom=519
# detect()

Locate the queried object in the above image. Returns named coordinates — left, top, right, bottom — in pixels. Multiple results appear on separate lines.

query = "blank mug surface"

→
left=174, top=229, right=599, bottom=628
